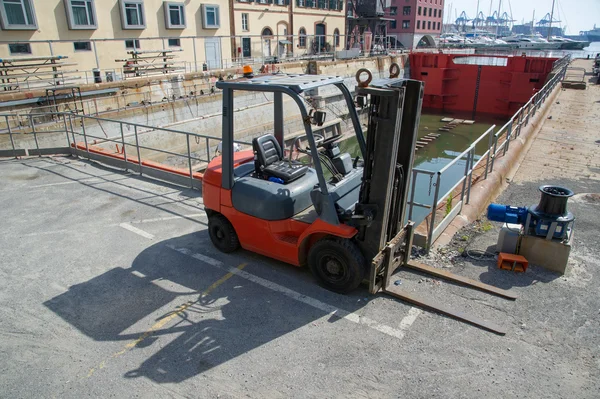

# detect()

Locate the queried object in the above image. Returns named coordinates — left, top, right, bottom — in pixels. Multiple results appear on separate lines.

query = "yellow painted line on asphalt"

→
left=85, top=262, right=247, bottom=379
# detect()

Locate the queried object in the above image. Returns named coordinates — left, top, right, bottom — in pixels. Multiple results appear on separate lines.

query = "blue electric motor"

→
left=487, top=185, right=575, bottom=240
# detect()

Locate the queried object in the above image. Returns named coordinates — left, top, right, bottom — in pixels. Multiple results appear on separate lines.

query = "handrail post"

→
left=134, top=125, right=142, bottom=175
left=490, top=132, right=498, bottom=172
left=205, top=137, right=210, bottom=163
left=120, top=123, right=128, bottom=172
left=68, top=114, right=76, bottom=148
left=408, top=170, right=418, bottom=221
left=29, top=115, right=40, bottom=157
left=460, top=151, right=469, bottom=201
left=484, top=126, right=493, bottom=179
left=427, top=172, right=441, bottom=253
left=466, top=149, right=474, bottom=204
left=80, top=116, right=89, bottom=159
left=6, top=115, right=17, bottom=159
left=187, top=134, right=194, bottom=189
left=503, top=120, right=512, bottom=156
left=61, top=114, right=70, bottom=147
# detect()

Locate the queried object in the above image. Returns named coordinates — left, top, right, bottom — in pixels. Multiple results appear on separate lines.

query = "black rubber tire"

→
left=208, top=214, right=240, bottom=253
left=308, top=238, right=366, bottom=294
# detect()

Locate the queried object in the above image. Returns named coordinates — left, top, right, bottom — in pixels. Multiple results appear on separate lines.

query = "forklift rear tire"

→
left=308, top=238, right=366, bottom=294
left=208, top=214, right=240, bottom=253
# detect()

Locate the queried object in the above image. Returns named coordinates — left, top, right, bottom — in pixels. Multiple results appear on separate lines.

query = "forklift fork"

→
left=369, top=222, right=516, bottom=335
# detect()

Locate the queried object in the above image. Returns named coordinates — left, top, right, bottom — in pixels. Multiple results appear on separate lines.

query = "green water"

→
left=338, top=112, right=508, bottom=225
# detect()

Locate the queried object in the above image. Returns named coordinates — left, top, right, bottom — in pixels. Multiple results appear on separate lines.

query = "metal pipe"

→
left=62, top=114, right=70, bottom=147
left=69, top=114, right=76, bottom=148
left=134, top=125, right=142, bottom=175
left=187, top=134, right=193, bottom=188
left=205, top=137, right=210, bottom=163
left=120, top=123, right=128, bottom=172
left=6, top=116, right=17, bottom=159
left=29, top=115, right=40, bottom=156
left=427, top=173, right=441, bottom=252
left=408, top=170, right=418, bottom=221
left=80, top=116, right=89, bottom=158
left=466, top=149, right=474, bottom=204
left=484, top=126, right=493, bottom=179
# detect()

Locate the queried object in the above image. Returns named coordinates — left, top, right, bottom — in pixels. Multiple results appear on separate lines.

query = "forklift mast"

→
left=354, top=79, right=424, bottom=262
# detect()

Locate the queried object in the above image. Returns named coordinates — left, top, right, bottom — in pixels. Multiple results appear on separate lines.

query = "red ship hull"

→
left=409, top=53, right=559, bottom=118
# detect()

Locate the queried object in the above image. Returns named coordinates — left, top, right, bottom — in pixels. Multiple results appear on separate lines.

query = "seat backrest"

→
left=252, top=134, right=283, bottom=168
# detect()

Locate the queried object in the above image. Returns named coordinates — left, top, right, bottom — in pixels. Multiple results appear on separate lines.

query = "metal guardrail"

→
left=406, top=55, right=570, bottom=250
left=0, top=112, right=251, bottom=189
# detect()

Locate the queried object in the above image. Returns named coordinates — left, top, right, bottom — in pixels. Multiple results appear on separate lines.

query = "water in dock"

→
left=339, top=113, right=507, bottom=225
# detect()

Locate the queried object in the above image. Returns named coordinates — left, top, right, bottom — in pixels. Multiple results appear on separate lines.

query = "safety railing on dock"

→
left=0, top=112, right=251, bottom=189
left=406, top=56, right=569, bottom=250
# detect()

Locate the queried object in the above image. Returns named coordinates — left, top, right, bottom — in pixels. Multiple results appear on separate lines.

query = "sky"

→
left=443, top=0, right=600, bottom=35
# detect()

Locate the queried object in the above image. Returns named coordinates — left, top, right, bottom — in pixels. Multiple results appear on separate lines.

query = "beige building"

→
left=0, top=0, right=346, bottom=77
left=229, top=0, right=346, bottom=61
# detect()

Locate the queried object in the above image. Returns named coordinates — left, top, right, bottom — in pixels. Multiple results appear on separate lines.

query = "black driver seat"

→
left=252, top=134, right=308, bottom=183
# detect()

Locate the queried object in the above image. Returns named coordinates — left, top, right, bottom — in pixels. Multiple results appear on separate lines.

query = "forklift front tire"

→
left=208, top=214, right=240, bottom=253
left=308, top=238, right=366, bottom=294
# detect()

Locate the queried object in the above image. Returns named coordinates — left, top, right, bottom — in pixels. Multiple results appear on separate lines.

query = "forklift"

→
left=203, top=70, right=516, bottom=335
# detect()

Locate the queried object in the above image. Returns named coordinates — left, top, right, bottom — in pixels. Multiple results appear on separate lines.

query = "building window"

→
left=417, top=20, right=420, bottom=29
left=119, top=0, right=145, bottom=29
left=73, top=41, right=92, bottom=51
left=418, top=6, right=421, bottom=15
left=390, top=20, right=396, bottom=29
left=334, top=28, right=340, bottom=47
left=428, top=7, right=431, bottom=16
left=8, top=43, right=31, bottom=55
left=262, top=27, right=273, bottom=36
left=0, top=0, right=37, bottom=30
left=427, top=20, right=431, bottom=29
left=201, top=4, right=219, bottom=29
left=423, top=7, right=426, bottom=16
left=64, top=0, right=97, bottom=30
left=298, top=27, right=306, bottom=47
left=403, top=6, right=410, bottom=15
left=433, top=9, right=437, bottom=17
left=168, top=38, right=181, bottom=47
left=297, top=0, right=305, bottom=5
left=437, top=21, right=440, bottom=30
left=164, top=2, right=185, bottom=29
left=125, top=39, right=141, bottom=49
left=402, top=20, right=409, bottom=29
left=241, top=13, right=248, bottom=31
left=390, top=6, right=397, bottom=15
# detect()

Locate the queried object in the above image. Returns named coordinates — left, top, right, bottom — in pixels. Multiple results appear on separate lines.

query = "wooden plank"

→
left=0, top=56, right=67, bottom=63
left=383, top=284, right=507, bottom=335
left=115, top=55, right=176, bottom=61
left=1, top=70, right=80, bottom=79
left=0, top=62, right=78, bottom=71
left=406, top=261, right=518, bottom=300
left=127, top=49, right=183, bottom=55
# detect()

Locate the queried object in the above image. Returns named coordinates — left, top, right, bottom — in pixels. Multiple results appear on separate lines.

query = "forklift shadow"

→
left=44, top=230, right=372, bottom=384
